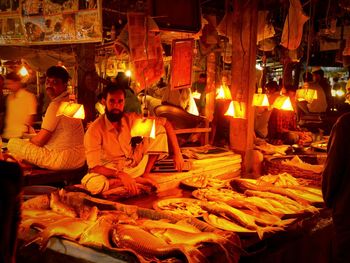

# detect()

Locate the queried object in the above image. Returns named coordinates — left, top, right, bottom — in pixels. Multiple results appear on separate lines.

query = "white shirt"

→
left=42, top=91, right=84, bottom=151
left=2, top=88, right=37, bottom=139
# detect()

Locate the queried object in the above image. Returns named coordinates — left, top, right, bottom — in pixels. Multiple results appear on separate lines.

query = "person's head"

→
left=102, top=83, right=126, bottom=123
left=265, top=80, right=279, bottom=94
left=198, top=73, right=207, bottom=83
left=5, top=72, right=22, bottom=93
left=302, top=72, right=313, bottom=83
left=312, top=69, right=324, bottom=83
left=45, top=66, right=70, bottom=99
left=115, top=71, right=130, bottom=88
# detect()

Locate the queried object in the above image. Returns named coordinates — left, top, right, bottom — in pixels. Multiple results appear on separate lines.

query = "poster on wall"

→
left=0, top=0, right=102, bottom=45
left=171, top=38, right=194, bottom=90
left=0, top=16, right=26, bottom=44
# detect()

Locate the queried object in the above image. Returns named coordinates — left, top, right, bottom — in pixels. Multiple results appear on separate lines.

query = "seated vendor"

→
left=296, top=72, right=328, bottom=121
left=83, top=83, right=184, bottom=195
left=7, top=66, right=85, bottom=170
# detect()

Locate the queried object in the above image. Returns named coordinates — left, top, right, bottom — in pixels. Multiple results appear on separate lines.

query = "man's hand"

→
left=136, top=174, right=159, bottom=189
left=116, top=171, right=139, bottom=195
left=173, top=153, right=185, bottom=172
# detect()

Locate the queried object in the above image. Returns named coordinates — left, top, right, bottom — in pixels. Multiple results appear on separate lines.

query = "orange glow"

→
left=224, top=101, right=246, bottom=119
left=296, top=88, right=317, bottom=102
left=272, top=96, right=294, bottom=111
left=19, top=65, right=29, bottom=77
left=252, top=93, right=269, bottom=106
left=131, top=118, right=156, bottom=138
left=216, top=85, right=232, bottom=100
left=192, top=91, right=201, bottom=99
left=56, top=102, right=85, bottom=119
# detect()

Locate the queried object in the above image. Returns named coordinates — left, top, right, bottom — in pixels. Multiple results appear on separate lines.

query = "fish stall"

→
left=16, top=146, right=332, bottom=263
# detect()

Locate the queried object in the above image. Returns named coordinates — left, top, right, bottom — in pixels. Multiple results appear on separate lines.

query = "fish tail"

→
left=182, top=245, right=208, bottom=263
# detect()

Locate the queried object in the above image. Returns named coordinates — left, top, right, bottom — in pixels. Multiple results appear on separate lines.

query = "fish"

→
left=111, top=224, right=208, bottom=263
left=26, top=217, right=92, bottom=250
left=138, top=219, right=201, bottom=233
left=79, top=215, right=114, bottom=248
left=150, top=228, right=240, bottom=263
left=200, top=201, right=283, bottom=239
left=50, top=192, right=77, bottom=218
left=245, top=190, right=319, bottom=214
left=231, top=179, right=311, bottom=206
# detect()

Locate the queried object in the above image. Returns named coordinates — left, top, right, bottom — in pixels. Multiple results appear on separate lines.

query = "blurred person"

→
left=322, top=112, right=350, bottom=263
left=254, top=81, right=279, bottom=139
left=312, top=68, right=331, bottom=108
left=115, top=71, right=142, bottom=114
left=83, top=83, right=184, bottom=194
left=7, top=66, right=85, bottom=170
left=296, top=72, right=327, bottom=121
left=191, top=73, right=207, bottom=115
left=2, top=72, right=37, bottom=140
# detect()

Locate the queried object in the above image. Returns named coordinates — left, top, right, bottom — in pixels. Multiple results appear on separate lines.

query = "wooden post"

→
left=76, top=43, right=98, bottom=126
left=229, top=0, right=258, bottom=174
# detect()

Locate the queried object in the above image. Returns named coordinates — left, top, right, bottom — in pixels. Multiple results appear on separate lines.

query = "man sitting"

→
left=7, top=66, right=85, bottom=170
left=83, top=83, right=184, bottom=195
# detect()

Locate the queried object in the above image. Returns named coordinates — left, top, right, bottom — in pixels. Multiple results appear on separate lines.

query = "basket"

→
left=263, top=154, right=326, bottom=186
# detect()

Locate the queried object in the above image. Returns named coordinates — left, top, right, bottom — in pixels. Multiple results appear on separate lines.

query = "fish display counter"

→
left=17, top=161, right=331, bottom=262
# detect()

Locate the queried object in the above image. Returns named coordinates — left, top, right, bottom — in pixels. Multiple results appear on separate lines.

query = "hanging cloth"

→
left=281, top=0, right=309, bottom=50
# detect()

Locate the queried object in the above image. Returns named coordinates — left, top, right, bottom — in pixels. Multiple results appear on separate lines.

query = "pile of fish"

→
left=188, top=176, right=323, bottom=239
left=19, top=189, right=241, bottom=263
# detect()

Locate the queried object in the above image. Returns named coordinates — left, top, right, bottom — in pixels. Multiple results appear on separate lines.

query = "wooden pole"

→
left=229, top=0, right=258, bottom=174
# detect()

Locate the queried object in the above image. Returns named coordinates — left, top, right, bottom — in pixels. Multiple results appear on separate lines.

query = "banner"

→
left=0, top=0, right=102, bottom=45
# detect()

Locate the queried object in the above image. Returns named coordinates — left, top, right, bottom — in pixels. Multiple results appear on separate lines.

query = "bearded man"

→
left=83, top=83, right=184, bottom=195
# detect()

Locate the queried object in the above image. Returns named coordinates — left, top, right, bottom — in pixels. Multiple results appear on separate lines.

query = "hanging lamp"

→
left=272, top=95, right=294, bottom=111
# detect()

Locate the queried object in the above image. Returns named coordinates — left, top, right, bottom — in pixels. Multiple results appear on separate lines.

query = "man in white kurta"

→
left=83, top=84, right=184, bottom=195
left=2, top=72, right=37, bottom=140
left=7, top=66, right=85, bottom=170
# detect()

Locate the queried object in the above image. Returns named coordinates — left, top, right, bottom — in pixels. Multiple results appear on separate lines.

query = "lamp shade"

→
left=272, top=96, right=294, bottom=111
left=19, top=65, right=28, bottom=77
left=252, top=93, right=269, bottom=106
left=56, top=102, right=85, bottom=119
left=224, top=101, right=246, bottom=119
left=296, top=88, right=317, bottom=102
left=216, top=85, right=232, bottom=100
left=131, top=118, right=156, bottom=138
left=192, top=91, right=201, bottom=99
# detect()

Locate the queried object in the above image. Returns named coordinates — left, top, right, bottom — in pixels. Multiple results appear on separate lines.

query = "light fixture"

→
left=125, top=69, right=132, bottom=77
left=252, top=88, right=269, bottom=106
left=224, top=101, right=246, bottom=119
left=130, top=118, right=156, bottom=138
left=336, top=89, right=345, bottom=97
left=331, top=89, right=336, bottom=97
left=296, top=83, right=317, bottom=102
left=19, top=65, right=28, bottom=77
left=56, top=102, right=85, bottom=119
left=272, top=95, right=294, bottom=111
left=192, top=91, right=201, bottom=99
left=216, top=85, right=232, bottom=100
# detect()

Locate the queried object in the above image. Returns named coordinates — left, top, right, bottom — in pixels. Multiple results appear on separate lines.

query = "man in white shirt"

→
left=7, top=66, right=85, bottom=170
left=2, top=72, right=37, bottom=140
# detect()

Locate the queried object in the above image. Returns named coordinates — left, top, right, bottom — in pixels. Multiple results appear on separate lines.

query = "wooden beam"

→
left=229, top=0, right=258, bottom=173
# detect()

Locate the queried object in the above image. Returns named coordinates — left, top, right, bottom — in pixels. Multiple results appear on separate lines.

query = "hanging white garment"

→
left=281, top=0, right=309, bottom=50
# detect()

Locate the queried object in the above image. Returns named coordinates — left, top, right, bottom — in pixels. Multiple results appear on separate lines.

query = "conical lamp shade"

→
left=56, top=102, right=85, bottom=119
left=272, top=96, right=294, bottom=111
left=224, top=101, right=246, bottom=118
left=131, top=118, right=156, bottom=138
left=252, top=93, right=269, bottom=106
left=216, top=85, right=232, bottom=100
